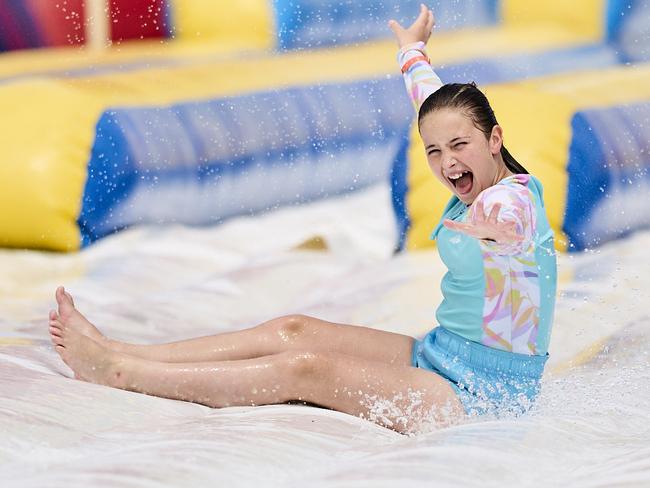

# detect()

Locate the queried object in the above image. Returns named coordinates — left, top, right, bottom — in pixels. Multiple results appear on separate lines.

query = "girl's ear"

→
left=489, top=125, right=503, bottom=156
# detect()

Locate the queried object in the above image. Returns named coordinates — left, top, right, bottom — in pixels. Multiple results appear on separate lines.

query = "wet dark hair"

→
left=417, top=82, right=528, bottom=175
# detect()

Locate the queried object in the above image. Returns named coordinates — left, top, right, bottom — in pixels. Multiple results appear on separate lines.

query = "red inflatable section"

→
left=0, top=0, right=169, bottom=52
left=108, top=0, right=169, bottom=42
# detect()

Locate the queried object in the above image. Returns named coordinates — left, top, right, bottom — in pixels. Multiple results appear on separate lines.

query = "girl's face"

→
left=418, top=108, right=510, bottom=205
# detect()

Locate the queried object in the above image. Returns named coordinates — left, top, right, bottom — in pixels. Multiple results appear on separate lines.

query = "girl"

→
left=48, top=5, right=556, bottom=434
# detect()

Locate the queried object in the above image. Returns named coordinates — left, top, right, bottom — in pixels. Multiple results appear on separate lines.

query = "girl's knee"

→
left=265, top=314, right=316, bottom=343
left=282, top=350, right=325, bottom=380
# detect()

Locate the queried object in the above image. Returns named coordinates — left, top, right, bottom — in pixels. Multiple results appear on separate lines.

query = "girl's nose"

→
left=442, top=156, right=457, bottom=170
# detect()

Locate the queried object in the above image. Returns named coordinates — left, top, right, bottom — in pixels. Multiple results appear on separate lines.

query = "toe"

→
left=50, top=330, right=64, bottom=343
left=49, top=319, right=63, bottom=330
left=56, top=286, right=75, bottom=318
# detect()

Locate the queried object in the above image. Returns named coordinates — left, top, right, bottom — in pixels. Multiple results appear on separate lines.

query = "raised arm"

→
left=389, top=4, right=443, bottom=112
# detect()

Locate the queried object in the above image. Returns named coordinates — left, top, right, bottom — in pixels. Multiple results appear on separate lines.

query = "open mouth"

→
left=448, top=170, right=474, bottom=196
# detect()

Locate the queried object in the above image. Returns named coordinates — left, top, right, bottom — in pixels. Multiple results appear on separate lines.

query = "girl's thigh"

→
left=289, top=349, right=464, bottom=433
left=268, top=315, right=417, bottom=367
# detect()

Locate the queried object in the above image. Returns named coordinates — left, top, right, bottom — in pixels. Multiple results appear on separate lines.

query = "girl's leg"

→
left=50, top=322, right=464, bottom=434
left=51, top=287, right=416, bottom=366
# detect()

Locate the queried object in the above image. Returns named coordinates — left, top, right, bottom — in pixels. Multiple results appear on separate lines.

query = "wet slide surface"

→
left=1, top=184, right=649, bottom=487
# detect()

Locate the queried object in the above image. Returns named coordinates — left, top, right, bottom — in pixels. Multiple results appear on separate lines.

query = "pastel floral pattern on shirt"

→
left=468, top=175, right=541, bottom=354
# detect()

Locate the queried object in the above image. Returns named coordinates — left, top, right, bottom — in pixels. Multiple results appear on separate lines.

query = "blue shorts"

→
left=412, top=327, right=548, bottom=417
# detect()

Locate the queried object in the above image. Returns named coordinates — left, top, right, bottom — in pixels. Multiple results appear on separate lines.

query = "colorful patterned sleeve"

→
left=468, top=175, right=537, bottom=256
left=397, top=41, right=443, bottom=113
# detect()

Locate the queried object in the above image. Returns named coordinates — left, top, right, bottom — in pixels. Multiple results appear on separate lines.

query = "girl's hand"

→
left=442, top=200, right=524, bottom=244
left=388, top=4, right=435, bottom=49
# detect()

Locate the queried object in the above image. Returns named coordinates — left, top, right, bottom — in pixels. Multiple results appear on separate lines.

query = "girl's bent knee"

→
left=284, top=350, right=323, bottom=379
left=269, top=314, right=312, bottom=343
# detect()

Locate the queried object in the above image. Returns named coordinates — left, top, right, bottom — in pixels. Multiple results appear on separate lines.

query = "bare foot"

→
left=49, top=315, right=124, bottom=387
left=49, top=286, right=110, bottom=348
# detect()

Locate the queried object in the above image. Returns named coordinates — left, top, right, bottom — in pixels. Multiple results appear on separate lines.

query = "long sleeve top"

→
left=398, top=42, right=558, bottom=355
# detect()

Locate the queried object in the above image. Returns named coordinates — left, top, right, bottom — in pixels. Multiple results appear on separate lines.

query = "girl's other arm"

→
left=443, top=184, right=537, bottom=255
left=389, top=4, right=442, bottom=112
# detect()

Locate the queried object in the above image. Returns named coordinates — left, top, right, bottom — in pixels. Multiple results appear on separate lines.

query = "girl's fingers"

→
left=474, top=199, right=486, bottom=222
left=415, top=3, right=429, bottom=26
left=443, top=220, right=478, bottom=236
left=388, top=19, right=405, bottom=36
left=442, top=218, right=455, bottom=228
left=426, top=9, right=435, bottom=33
left=443, top=219, right=465, bottom=230
left=444, top=219, right=483, bottom=234
left=487, top=203, right=501, bottom=224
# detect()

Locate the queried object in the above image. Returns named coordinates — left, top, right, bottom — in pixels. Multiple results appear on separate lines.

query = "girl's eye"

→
left=454, top=142, right=467, bottom=149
